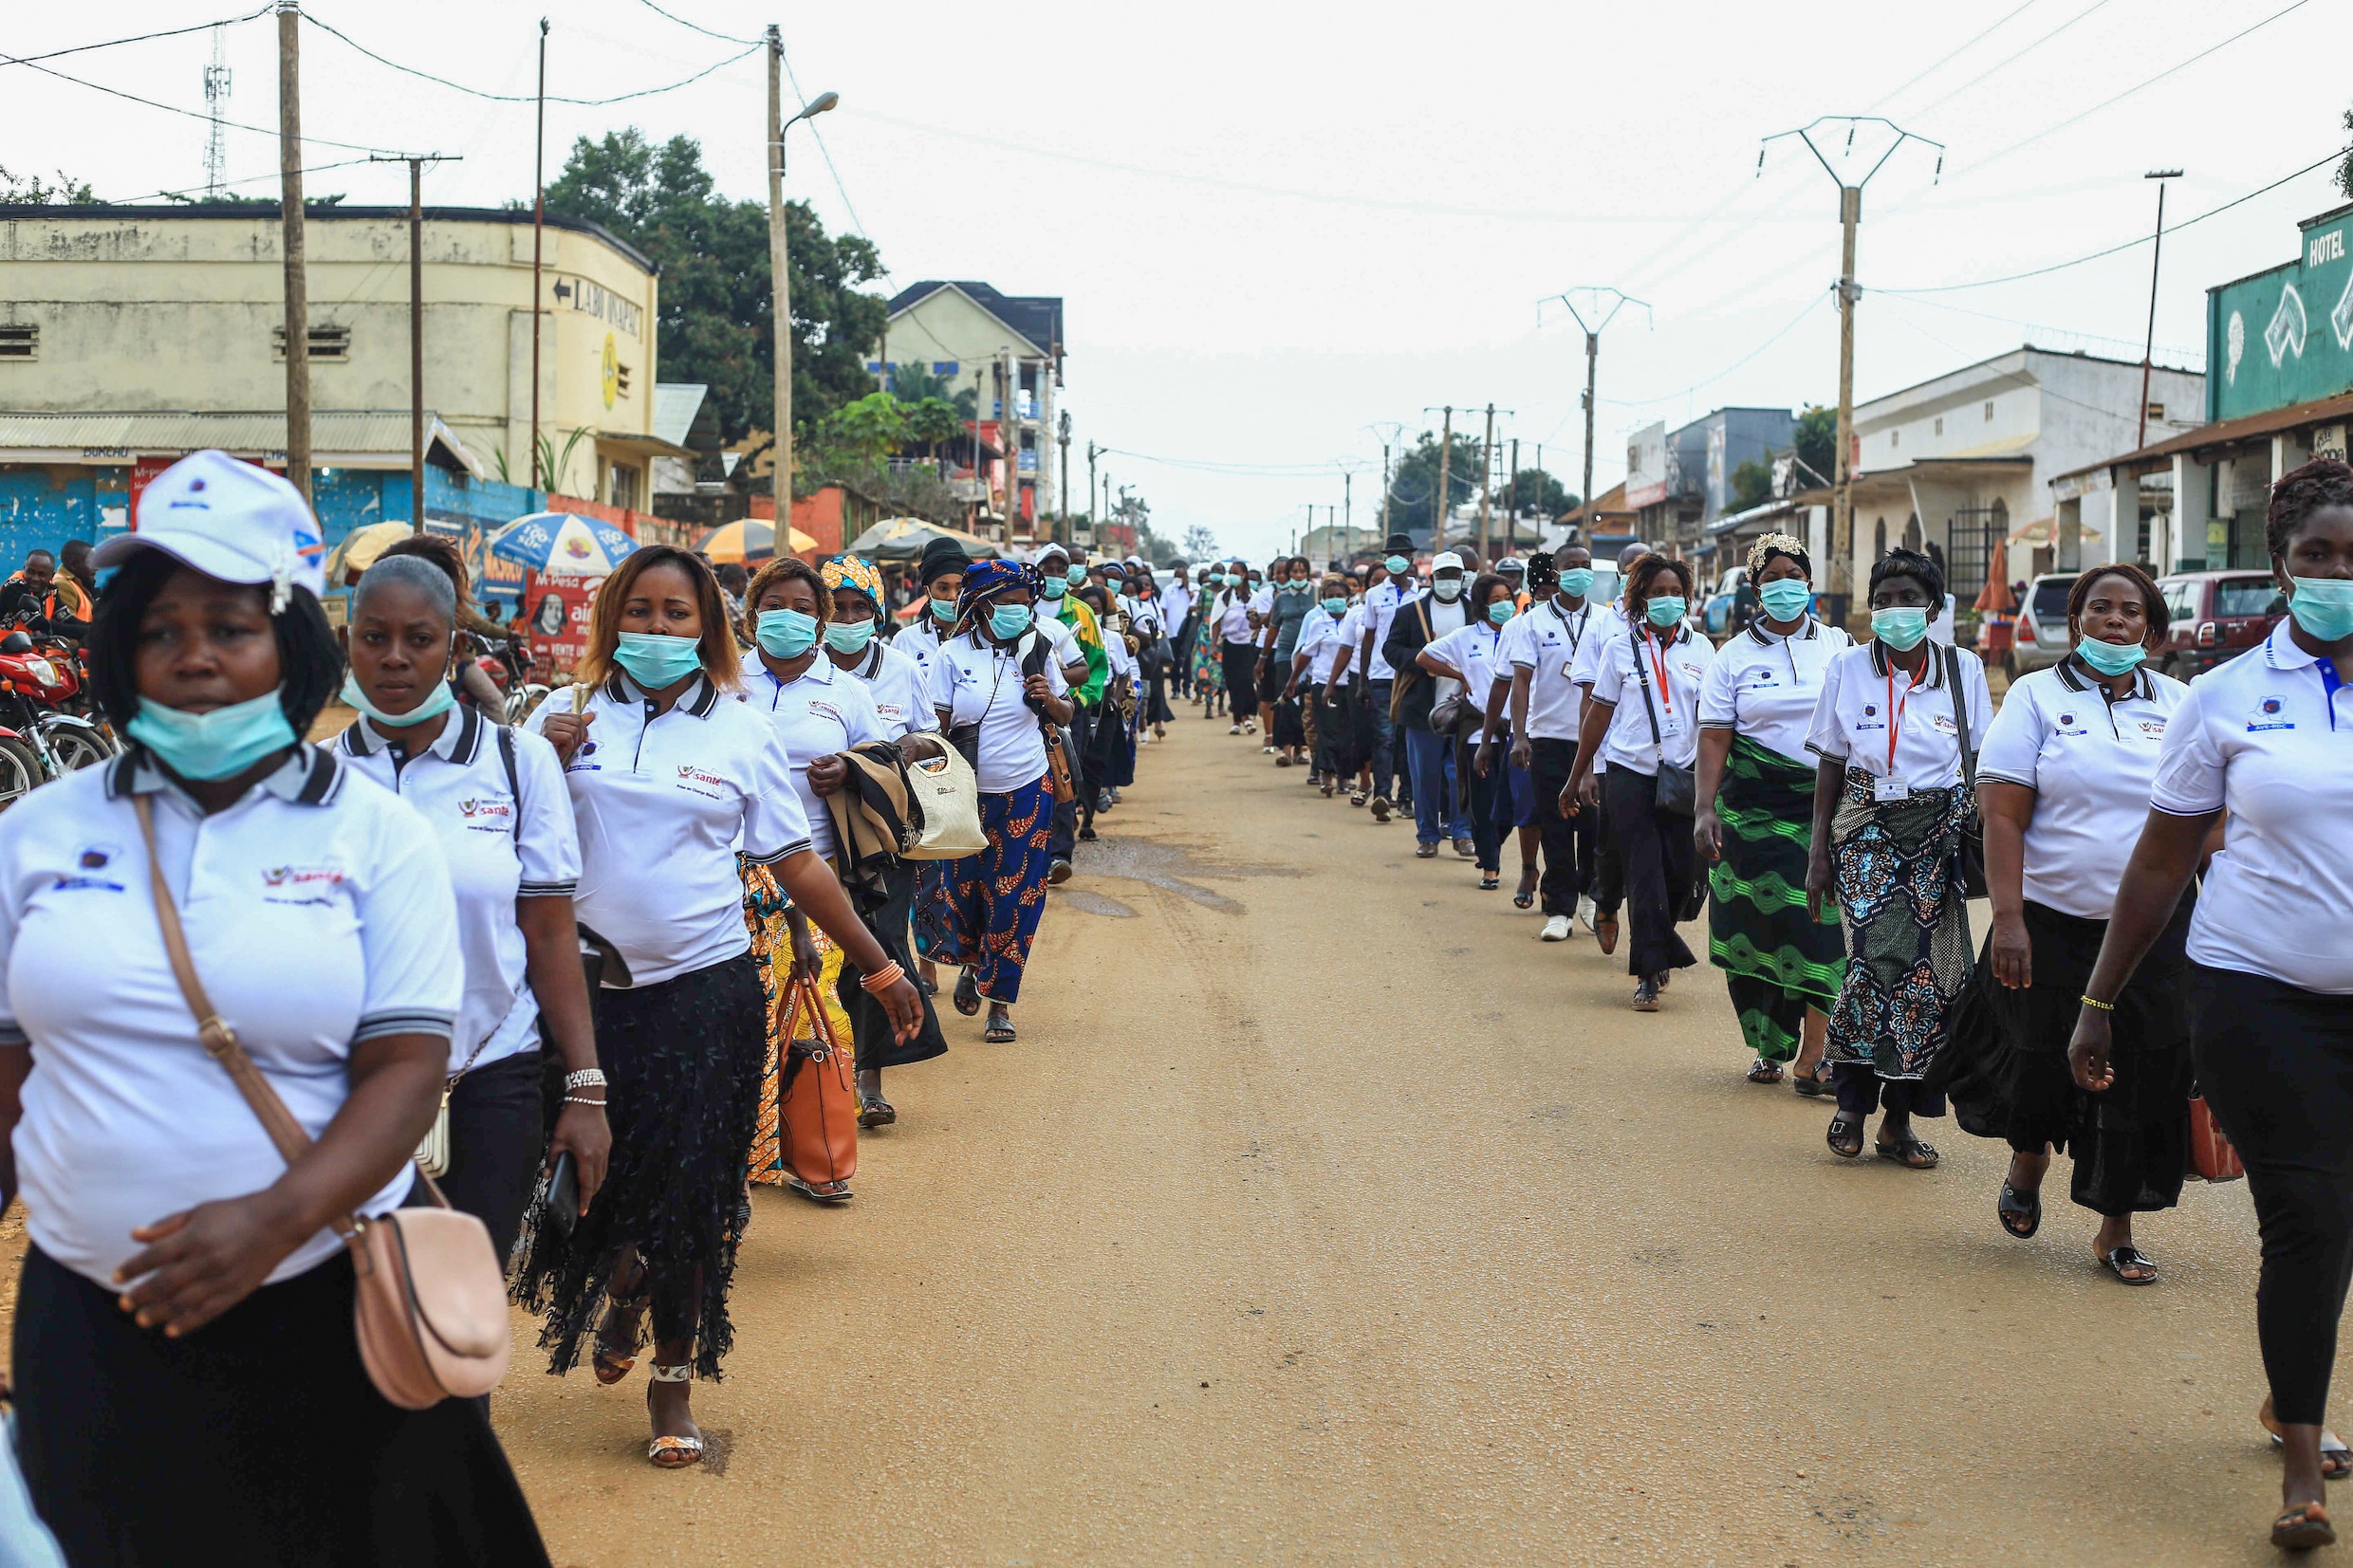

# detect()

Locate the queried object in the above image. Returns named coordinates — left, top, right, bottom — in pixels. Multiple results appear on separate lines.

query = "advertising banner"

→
left=522, top=572, right=602, bottom=676
left=1624, top=421, right=1668, bottom=508
left=2208, top=204, right=2353, bottom=423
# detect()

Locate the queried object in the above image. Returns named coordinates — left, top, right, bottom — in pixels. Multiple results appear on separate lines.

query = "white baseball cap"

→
left=96, top=449, right=327, bottom=608
left=1035, top=542, right=1070, bottom=567
left=1430, top=551, right=1466, bottom=575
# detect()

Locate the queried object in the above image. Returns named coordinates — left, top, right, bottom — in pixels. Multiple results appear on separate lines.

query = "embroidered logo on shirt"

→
left=1932, top=713, right=1959, bottom=736
left=459, top=795, right=516, bottom=831
left=2138, top=718, right=2169, bottom=739
left=2248, top=695, right=2296, bottom=732
left=47, top=875, right=123, bottom=893
left=676, top=764, right=730, bottom=799
left=263, top=865, right=345, bottom=889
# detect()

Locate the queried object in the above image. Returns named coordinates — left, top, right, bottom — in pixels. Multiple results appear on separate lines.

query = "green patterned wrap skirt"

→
left=1707, top=735, right=1846, bottom=1061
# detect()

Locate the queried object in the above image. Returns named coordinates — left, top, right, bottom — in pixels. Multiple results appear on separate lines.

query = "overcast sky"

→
left=6, top=0, right=2345, bottom=559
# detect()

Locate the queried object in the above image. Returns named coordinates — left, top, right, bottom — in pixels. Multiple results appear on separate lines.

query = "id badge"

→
left=1873, top=774, right=1911, bottom=802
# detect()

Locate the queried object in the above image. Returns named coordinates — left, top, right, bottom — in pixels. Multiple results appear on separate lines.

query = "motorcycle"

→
left=0, top=627, right=117, bottom=809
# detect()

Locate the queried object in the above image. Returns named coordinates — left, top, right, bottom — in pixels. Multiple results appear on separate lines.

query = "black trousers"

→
left=1221, top=642, right=1260, bottom=721
left=1527, top=736, right=1594, bottom=916
left=14, top=1245, right=549, bottom=1568
left=437, top=1048, right=547, bottom=1268
left=1364, top=680, right=1397, bottom=800
left=2192, top=963, right=2353, bottom=1427
left=1462, top=729, right=1513, bottom=874
left=1601, top=766, right=1697, bottom=977
left=1591, top=771, right=1626, bottom=914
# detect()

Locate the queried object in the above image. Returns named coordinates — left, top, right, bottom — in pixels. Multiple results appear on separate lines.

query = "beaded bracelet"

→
left=563, top=1094, right=607, bottom=1107
left=2079, top=994, right=2117, bottom=1013
left=859, top=960, right=906, bottom=996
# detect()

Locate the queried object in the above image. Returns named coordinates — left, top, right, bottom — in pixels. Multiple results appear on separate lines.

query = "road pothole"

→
left=1059, top=889, right=1139, bottom=918
left=1069, top=838, right=1262, bottom=910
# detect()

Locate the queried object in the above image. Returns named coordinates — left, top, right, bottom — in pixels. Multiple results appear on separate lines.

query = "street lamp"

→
left=2139, top=169, right=2182, bottom=453
left=766, top=38, right=840, bottom=530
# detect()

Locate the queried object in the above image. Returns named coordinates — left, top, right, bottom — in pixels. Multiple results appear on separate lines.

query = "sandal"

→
left=2100, top=1245, right=2158, bottom=1285
left=1998, top=1182, right=2042, bottom=1240
left=859, top=1094, right=897, bottom=1129
left=1747, top=1058, right=1784, bottom=1084
left=1478, top=873, right=1501, bottom=892
left=645, top=1363, right=704, bottom=1468
left=985, top=1017, right=1017, bottom=1043
left=1513, top=866, right=1538, bottom=909
left=785, top=1173, right=853, bottom=1203
left=2273, top=1502, right=2335, bottom=1551
left=1826, top=1113, right=1865, bottom=1159
left=593, top=1270, right=649, bottom=1386
left=953, top=968, right=981, bottom=1017
left=1350, top=791, right=1367, bottom=808
left=2264, top=1405, right=2353, bottom=1479
left=1876, top=1133, right=1941, bottom=1171
left=1791, top=1066, right=1833, bottom=1098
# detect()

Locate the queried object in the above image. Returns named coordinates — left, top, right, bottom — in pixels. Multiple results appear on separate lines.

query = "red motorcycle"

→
left=0, top=627, right=117, bottom=809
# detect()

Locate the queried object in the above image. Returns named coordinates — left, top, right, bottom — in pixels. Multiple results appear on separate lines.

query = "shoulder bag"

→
left=777, top=973, right=858, bottom=1192
left=134, top=794, right=510, bottom=1411
left=1631, top=630, right=1695, bottom=817
left=1944, top=645, right=1990, bottom=899
left=1018, top=630, right=1079, bottom=803
left=899, top=742, right=988, bottom=860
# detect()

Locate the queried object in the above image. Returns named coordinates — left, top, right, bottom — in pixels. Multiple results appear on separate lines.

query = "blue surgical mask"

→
left=1645, top=596, right=1687, bottom=628
left=2075, top=634, right=2147, bottom=674
left=1065, top=565, right=1088, bottom=586
left=824, top=619, right=876, bottom=655
left=753, top=609, right=820, bottom=659
left=1224, top=573, right=1244, bottom=587
left=614, top=630, right=707, bottom=689
left=929, top=597, right=957, bottom=623
left=1432, top=578, right=1464, bottom=602
left=1384, top=555, right=1410, bottom=575
left=126, top=688, right=297, bottom=782
left=1041, top=577, right=1067, bottom=600
left=1488, top=600, right=1515, bottom=626
left=1558, top=567, right=1595, bottom=599
left=341, top=670, right=455, bottom=730
left=1757, top=579, right=1814, bottom=621
left=1321, top=596, right=1348, bottom=616
left=989, top=602, right=1034, bottom=639
left=2289, top=576, right=2353, bottom=642
left=1871, top=605, right=1930, bottom=651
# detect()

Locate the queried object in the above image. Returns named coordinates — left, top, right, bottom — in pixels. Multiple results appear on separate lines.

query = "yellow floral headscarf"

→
left=821, top=554, right=884, bottom=604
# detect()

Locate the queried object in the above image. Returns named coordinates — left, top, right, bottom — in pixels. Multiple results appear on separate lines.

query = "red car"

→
left=2154, top=570, right=2287, bottom=680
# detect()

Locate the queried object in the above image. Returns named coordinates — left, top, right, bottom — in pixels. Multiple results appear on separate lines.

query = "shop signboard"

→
left=2209, top=201, right=2353, bottom=423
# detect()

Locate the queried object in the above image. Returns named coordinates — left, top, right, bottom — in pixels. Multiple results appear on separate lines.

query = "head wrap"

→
left=955, top=557, right=1037, bottom=620
left=821, top=553, right=884, bottom=605
left=1747, top=532, right=1810, bottom=578
left=1101, top=561, right=1128, bottom=581
left=918, top=535, right=972, bottom=586
left=1524, top=551, right=1560, bottom=592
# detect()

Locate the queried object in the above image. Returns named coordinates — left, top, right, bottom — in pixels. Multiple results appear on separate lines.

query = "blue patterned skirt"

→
left=915, top=773, right=1055, bottom=1005
left=1824, top=768, right=1975, bottom=1081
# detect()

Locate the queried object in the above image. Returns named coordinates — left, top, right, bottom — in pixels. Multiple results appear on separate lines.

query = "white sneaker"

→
left=1229, top=724, right=1242, bottom=735
left=1541, top=913, right=1572, bottom=942
left=1578, top=895, right=1598, bottom=934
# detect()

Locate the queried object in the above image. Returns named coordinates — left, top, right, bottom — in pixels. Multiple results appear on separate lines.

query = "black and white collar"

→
left=339, top=701, right=488, bottom=765
left=1746, top=617, right=1821, bottom=649
left=602, top=670, right=724, bottom=717
left=105, top=743, right=344, bottom=807
left=1865, top=638, right=1950, bottom=689
left=2053, top=653, right=2155, bottom=702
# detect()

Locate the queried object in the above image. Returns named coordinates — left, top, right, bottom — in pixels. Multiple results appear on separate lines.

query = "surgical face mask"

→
left=1321, top=596, right=1348, bottom=616
left=1041, top=577, right=1067, bottom=600
left=1757, top=579, right=1814, bottom=621
left=1870, top=605, right=1930, bottom=651
left=1225, top=573, right=1243, bottom=587
left=753, top=608, right=821, bottom=659
left=824, top=618, right=877, bottom=655
left=1432, top=577, right=1464, bottom=602
left=2289, top=576, right=2353, bottom=642
left=1384, top=555, right=1410, bottom=575
left=614, top=630, right=707, bottom=688
left=928, top=596, right=957, bottom=623
left=1065, top=565, right=1087, bottom=586
left=126, top=688, right=297, bottom=782
left=341, top=670, right=454, bottom=731
left=1645, top=596, right=1687, bottom=628
left=989, top=601, right=1035, bottom=639
left=1487, top=600, right=1515, bottom=626
left=1558, top=567, right=1595, bottom=600
left=2075, top=633, right=2147, bottom=674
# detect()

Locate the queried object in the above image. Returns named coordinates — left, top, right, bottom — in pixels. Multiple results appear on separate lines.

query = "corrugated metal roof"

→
left=0, top=410, right=421, bottom=457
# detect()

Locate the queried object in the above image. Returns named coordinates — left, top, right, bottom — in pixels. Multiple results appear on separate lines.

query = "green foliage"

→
left=1731, top=458, right=1776, bottom=512
left=545, top=128, right=886, bottom=450
left=903, top=397, right=963, bottom=453
left=1495, top=468, right=1578, bottom=519
left=812, top=392, right=909, bottom=469
left=1791, top=405, right=1838, bottom=489
left=1181, top=524, right=1218, bottom=563
left=1388, top=431, right=1485, bottom=531
left=2341, top=107, right=2353, bottom=200
left=0, top=167, right=95, bottom=203
left=888, top=360, right=953, bottom=402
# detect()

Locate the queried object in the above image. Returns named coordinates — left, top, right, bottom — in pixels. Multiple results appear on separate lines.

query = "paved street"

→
left=485, top=713, right=2300, bottom=1566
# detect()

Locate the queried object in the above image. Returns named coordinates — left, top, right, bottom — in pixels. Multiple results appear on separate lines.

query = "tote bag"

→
left=900, top=744, right=988, bottom=860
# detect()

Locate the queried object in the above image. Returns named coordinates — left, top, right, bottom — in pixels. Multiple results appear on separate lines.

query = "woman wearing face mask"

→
left=890, top=536, right=969, bottom=701
left=516, top=546, right=920, bottom=1470
left=1802, top=547, right=1992, bottom=1170
left=1, top=452, right=551, bottom=1563
left=1130, top=568, right=1175, bottom=740
left=1959, top=563, right=2192, bottom=1284
left=2072, top=460, right=2353, bottom=1550
left=1692, top=536, right=1852, bottom=1090
left=339, top=555, right=610, bottom=1269
left=1258, top=557, right=1316, bottom=767
left=1420, top=574, right=1518, bottom=891
left=1500, top=549, right=1601, bottom=942
left=1288, top=577, right=1355, bottom=796
left=921, top=561, right=1073, bottom=1043
left=1565, top=555, right=1717, bottom=1009
left=1214, top=563, right=1259, bottom=736
left=1189, top=563, right=1225, bottom=722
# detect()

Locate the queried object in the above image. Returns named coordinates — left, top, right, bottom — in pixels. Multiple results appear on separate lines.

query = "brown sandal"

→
left=2273, top=1501, right=2335, bottom=1551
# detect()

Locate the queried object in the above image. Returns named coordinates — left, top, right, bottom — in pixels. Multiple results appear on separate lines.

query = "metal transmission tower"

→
left=202, top=26, right=232, bottom=199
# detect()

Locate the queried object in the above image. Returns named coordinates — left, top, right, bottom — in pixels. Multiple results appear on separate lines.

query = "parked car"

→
left=2155, top=569, right=2288, bottom=680
left=2006, top=573, right=2081, bottom=678
left=1702, top=566, right=1751, bottom=636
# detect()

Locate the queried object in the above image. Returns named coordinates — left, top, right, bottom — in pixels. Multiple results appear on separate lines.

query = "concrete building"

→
left=1625, top=407, right=1796, bottom=556
left=0, top=201, right=686, bottom=556
left=1840, top=346, right=2204, bottom=602
left=867, top=280, right=1064, bottom=540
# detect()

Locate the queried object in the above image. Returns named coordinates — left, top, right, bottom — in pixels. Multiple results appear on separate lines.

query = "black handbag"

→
left=1631, top=631, right=1695, bottom=817
left=1946, top=644, right=1989, bottom=899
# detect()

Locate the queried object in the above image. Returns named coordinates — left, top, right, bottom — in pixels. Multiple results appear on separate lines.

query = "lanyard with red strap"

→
left=1884, top=660, right=1924, bottom=774
left=1644, top=627, right=1675, bottom=715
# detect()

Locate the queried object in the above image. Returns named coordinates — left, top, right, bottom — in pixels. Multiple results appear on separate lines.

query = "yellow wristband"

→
left=2079, top=994, right=2117, bottom=1013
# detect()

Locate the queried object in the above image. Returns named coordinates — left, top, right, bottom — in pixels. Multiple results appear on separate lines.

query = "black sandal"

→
left=984, top=1016, right=1017, bottom=1043
left=1747, top=1058, right=1784, bottom=1084
left=2273, top=1502, right=2335, bottom=1551
left=1876, top=1133, right=1941, bottom=1170
left=1513, top=868, right=1538, bottom=909
left=1998, top=1182, right=2042, bottom=1239
left=1791, top=1066, right=1833, bottom=1098
left=859, top=1094, right=897, bottom=1129
left=1478, top=873, right=1501, bottom=891
left=1826, top=1113, right=1865, bottom=1159
left=2101, top=1245, right=2158, bottom=1285
left=953, top=968, right=981, bottom=1017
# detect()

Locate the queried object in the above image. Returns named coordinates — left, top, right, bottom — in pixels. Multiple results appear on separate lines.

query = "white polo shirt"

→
left=929, top=628, right=1073, bottom=792
left=745, top=654, right=886, bottom=862
left=339, top=705, right=580, bottom=1075
left=1698, top=618, right=1855, bottom=765
left=1425, top=620, right=1510, bottom=722
left=1804, top=639, right=1993, bottom=791
left=1569, top=603, right=1637, bottom=689
left=1162, top=581, right=1194, bottom=631
left=844, top=640, right=937, bottom=743
left=1214, top=589, right=1255, bottom=646
left=1588, top=623, right=1716, bottom=774
left=2151, top=618, right=2353, bottom=992
left=1977, top=657, right=2187, bottom=920
left=0, top=748, right=460, bottom=1290
left=891, top=614, right=952, bottom=694
left=524, top=673, right=810, bottom=988
left=1329, top=604, right=1367, bottom=688
left=1295, top=606, right=1349, bottom=686
left=1363, top=580, right=1409, bottom=679
left=1502, top=596, right=1596, bottom=742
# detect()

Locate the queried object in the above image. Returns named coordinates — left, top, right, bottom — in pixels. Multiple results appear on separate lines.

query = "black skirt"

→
left=512, top=953, right=767, bottom=1378
left=13, top=1245, right=548, bottom=1568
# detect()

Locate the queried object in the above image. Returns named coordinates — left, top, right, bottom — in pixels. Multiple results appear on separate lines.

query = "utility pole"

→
left=276, top=0, right=310, bottom=503
left=372, top=154, right=460, bottom=530
left=1057, top=410, right=1072, bottom=546
left=766, top=27, right=789, bottom=532
left=1086, top=439, right=1100, bottom=544
left=1476, top=403, right=1496, bottom=562
left=1379, top=442, right=1390, bottom=540
left=1547, top=287, right=1649, bottom=544
left=1758, top=117, right=1942, bottom=625
left=2139, top=170, right=2182, bottom=452
left=1508, top=436, right=1520, bottom=546
left=1426, top=406, right=1454, bottom=551
left=1343, top=470, right=1352, bottom=561
left=529, top=18, right=547, bottom=491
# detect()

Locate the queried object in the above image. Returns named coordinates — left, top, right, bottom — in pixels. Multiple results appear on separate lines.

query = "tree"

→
left=809, top=391, right=908, bottom=470
left=1730, top=458, right=1776, bottom=512
left=1387, top=430, right=1485, bottom=534
left=544, top=128, right=886, bottom=455
left=0, top=167, right=94, bottom=203
left=2341, top=106, right=2353, bottom=200
left=889, top=359, right=952, bottom=403
left=1789, top=404, right=1838, bottom=491
left=903, top=397, right=962, bottom=460
left=1181, top=524, right=1219, bottom=563
left=1492, top=467, right=1578, bottom=519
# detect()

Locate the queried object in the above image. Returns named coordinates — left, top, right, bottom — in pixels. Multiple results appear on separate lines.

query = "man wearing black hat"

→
left=1348, top=532, right=1418, bottom=821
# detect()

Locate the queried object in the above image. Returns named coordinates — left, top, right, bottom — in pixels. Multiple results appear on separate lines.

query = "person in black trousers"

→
left=1494, top=548, right=1598, bottom=941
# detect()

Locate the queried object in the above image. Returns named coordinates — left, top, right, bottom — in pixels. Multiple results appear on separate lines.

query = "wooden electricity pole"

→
left=766, top=27, right=791, bottom=530
left=1476, top=403, right=1495, bottom=562
left=276, top=0, right=310, bottom=502
left=372, top=154, right=461, bottom=530
left=530, top=18, right=547, bottom=491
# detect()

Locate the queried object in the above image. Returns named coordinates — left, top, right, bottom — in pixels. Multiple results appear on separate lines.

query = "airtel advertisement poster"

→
left=523, top=575, right=602, bottom=676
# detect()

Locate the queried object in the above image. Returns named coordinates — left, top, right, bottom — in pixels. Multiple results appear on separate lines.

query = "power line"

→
left=0, top=9, right=272, bottom=69
left=1592, top=292, right=1830, bottom=415
left=1907, top=0, right=2118, bottom=119
left=142, top=155, right=377, bottom=204
left=774, top=43, right=876, bottom=257
left=630, top=0, right=757, bottom=46
left=300, top=13, right=758, bottom=105
left=4, top=53, right=409, bottom=156
left=1101, top=447, right=1373, bottom=478
left=1865, top=0, right=2045, bottom=111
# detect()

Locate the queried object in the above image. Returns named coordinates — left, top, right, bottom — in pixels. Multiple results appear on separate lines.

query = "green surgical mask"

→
left=928, top=597, right=957, bottom=623
left=1645, top=596, right=1686, bottom=628
left=1488, top=600, right=1515, bottom=626
left=2074, top=634, right=2145, bottom=674
left=1757, top=579, right=1813, bottom=621
left=1384, top=555, right=1410, bottom=575
left=754, top=609, right=821, bottom=659
left=341, top=671, right=454, bottom=731
left=2289, top=576, right=2353, bottom=642
left=613, top=631, right=706, bottom=689
left=126, top=688, right=296, bottom=782
left=1065, top=565, right=1087, bottom=586
left=1558, top=567, right=1594, bottom=599
left=1321, top=596, right=1348, bottom=615
left=824, top=619, right=877, bottom=655
left=1871, top=606, right=1930, bottom=651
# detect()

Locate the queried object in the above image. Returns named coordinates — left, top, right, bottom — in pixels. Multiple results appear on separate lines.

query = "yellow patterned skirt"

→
left=742, top=858, right=858, bottom=1184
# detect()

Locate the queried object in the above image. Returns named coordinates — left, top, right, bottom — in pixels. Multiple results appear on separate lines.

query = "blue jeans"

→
left=1404, top=726, right=1469, bottom=845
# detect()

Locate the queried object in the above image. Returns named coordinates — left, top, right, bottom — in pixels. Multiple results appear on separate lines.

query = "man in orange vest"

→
left=0, top=548, right=87, bottom=639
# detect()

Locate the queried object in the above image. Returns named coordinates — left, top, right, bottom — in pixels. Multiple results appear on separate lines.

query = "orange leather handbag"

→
left=2188, top=1094, right=2245, bottom=1183
left=779, top=975, right=859, bottom=1196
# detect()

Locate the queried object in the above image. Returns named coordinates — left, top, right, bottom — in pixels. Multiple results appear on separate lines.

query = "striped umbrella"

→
left=696, top=518, right=819, bottom=563
left=487, top=511, right=639, bottom=577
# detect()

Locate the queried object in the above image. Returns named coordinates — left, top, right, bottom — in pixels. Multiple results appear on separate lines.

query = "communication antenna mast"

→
left=202, top=25, right=232, bottom=199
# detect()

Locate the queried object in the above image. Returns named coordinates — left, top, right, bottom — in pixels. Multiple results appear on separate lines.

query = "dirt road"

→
left=497, top=713, right=2302, bottom=1565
